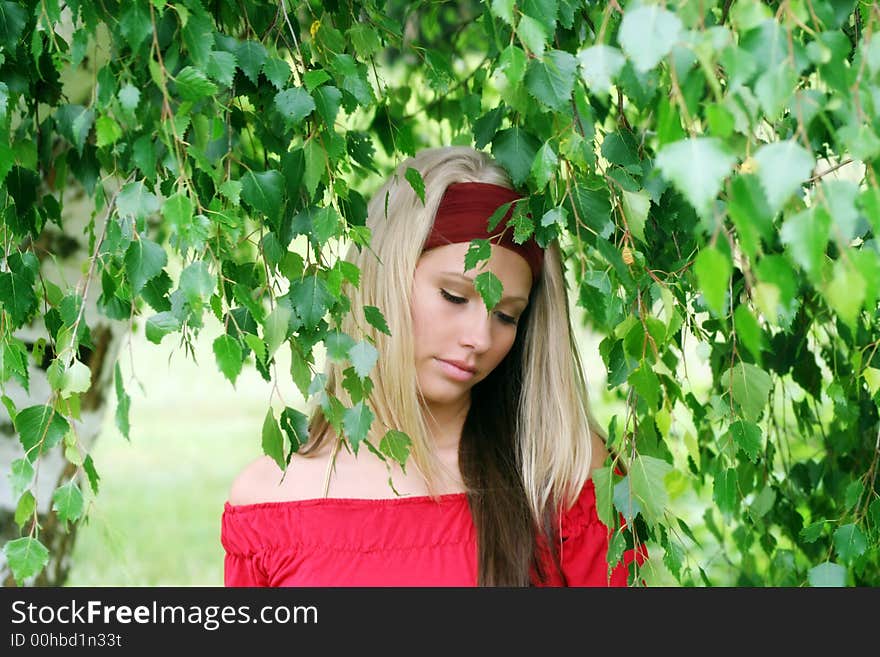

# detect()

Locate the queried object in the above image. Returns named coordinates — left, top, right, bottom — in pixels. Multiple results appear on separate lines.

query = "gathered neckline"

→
left=224, top=479, right=596, bottom=513
left=224, top=491, right=469, bottom=512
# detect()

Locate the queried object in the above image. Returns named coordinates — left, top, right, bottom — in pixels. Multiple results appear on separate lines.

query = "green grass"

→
left=67, top=319, right=281, bottom=586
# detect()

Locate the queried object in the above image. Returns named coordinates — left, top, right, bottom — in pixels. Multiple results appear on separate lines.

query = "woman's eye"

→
left=440, top=289, right=466, bottom=304
left=441, top=289, right=518, bottom=326
left=496, top=312, right=518, bottom=326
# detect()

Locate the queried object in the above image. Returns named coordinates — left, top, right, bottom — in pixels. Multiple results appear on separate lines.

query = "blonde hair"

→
left=302, top=145, right=600, bottom=523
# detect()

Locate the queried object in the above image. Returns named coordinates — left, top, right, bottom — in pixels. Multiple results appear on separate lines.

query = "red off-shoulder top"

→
left=221, top=479, right=642, bottom=587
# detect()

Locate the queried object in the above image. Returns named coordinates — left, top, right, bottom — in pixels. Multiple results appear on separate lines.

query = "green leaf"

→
left=694, top=246, right=731, bottom=316
left=332, top=54, right=373, bottom=106
left=733, top=304, right=764, bottom=361
left=236, top=40, right=268, bottom=85
left=753, top=140, right=815, bottom=215
left=275, top=87, right=316, bottom=125
left=119, top=0, right=152, bottom=52
left=145, top=311, right=181, bottom=344
left=95, top=116, right=122, bottom=147
left=474, top=270, right=503, bottom=312
left=261, top=407, right=285, bottom=470
left=303, top=69, right=331, bottom=91
left=655, top=138, right=736, bottom=218
left=206, top=50, right=237, bottom=87
left=14, top=490, right=34, bottom=529
left=629, top=454, right=672, bottom=525
left=833, top=523, right=867, bottom=562
left=713, top=466, right=738, bottom=515
left=618, top=5, right=683, bottom=73
left=118, top=84, right=140, bottom=113
left=492, top=127, right=540, bottom=187
left=405, top=167, right=426, bottom=205
left=290, top=275, right=332, bottom=328
left=9, top=458, right=33, bottom=499
left=54, top=105, right=94, bottom=155
left=279, top=407, right=310, bottom=454
left=162, top=192, right=193, bottom=234
left=14, top=405, right=70, bottom=462
left=179, top=260, right=215, bottom=305
left=379, top=429, right=412, bottom=470
left=52, top=481, right=84, bottom=524
left=800, top=520, right=825, bottom=543
left=83, top=454, right=100, bottom=495
left=326, top=330, right=356, bottom=361
left=779, top=206, right=832, bottom=281
left=498, top=45, right=527, bottom=87
left=613, top=475, right=641, bottom=523
left=117, top=181, right=160, bottom=220
left=174, top=66, right=218, bottom=101
left=531, top=142, right=558, bottom=188
left=516, top=15, right=547, bottom=57
left=303, top=139, right=326, bottom=198
left=219, top=180, right=242, bottom=205
left=364, top=305, right=391, bottom=336
left=264, top=304, right=292, bottom=359
left=244, top=334, right=267, bottom=366
left=343, top=401, right=374, bottom=453
left=628, top=364, right=660, bottom=409
left=729, top=420, right=763, bottom=462
left=822, top=257, right=865, bottom=329
left=313, top=85, right=342, bottom=128
left=749, top=485, right=776, bottom=520
left=464, top=239, right=492, bottom=271
left=180, top=5, right=214, bottom=66
left=511, top=208, right=534, bottom=244
left=262, top=57, right=291, bottom=90
left=621, top=190, right=650, bottom=244
left=3, top=537, right=49, bottom=586
left=60, top=359, right=91, bottom=398
left=591, top=466, right=614, bottom=528
left=213, top=334, right=243, bottom=385
left=755, top=62, right=798, bottom=120
left=349, top=340, right=378, bottom=380
left=808, top=562, right=846, bottom=587
left=0, top=271, right=38, bottom=328
left=289, top=344, right=313, bottom=399
left=124, top=237, right=167, bottom=295
left=577, top=44, right=625, bottom=94
left=473, top=106, right=505, bottom=150
left=490, top=0, right=515, bottom=25
left=347, top=24, right=382, bottom=59
left=241, top=170, right=283, bottom=219
left=114, top=361, right=130, bottom=441
left=525, top=50, right=578, bottom=111
left=0, top=1, right=28, bottom=52
left=724, top=362, right=772, bottom=422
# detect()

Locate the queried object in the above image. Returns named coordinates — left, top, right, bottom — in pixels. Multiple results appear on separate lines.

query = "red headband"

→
left=421, top=182, right=544, bottom=281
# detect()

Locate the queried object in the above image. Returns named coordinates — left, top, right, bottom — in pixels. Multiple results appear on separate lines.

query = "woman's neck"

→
left=422, top=397, right=470, bottom=453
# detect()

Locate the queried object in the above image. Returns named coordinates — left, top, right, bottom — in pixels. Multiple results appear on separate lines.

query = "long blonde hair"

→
left=301, top=145, right=601, bottom=584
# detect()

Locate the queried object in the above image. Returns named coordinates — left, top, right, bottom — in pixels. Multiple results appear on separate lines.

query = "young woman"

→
left=222, top=145, right=643, bottom=586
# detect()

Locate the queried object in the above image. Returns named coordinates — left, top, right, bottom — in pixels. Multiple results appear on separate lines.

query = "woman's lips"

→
left=435, top=358, right=476, bottom=381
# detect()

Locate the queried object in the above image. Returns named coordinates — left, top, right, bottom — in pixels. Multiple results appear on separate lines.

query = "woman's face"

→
left=410, top=242, right=533, bottom=412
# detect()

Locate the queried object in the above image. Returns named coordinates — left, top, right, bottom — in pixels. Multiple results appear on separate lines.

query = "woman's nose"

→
left=458, top=308, right=493, bottom=353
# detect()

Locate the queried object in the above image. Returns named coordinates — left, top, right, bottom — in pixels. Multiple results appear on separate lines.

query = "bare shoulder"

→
left=227, top=455, right=287, bottom=505
left=589, top=430, right=610, bottom=476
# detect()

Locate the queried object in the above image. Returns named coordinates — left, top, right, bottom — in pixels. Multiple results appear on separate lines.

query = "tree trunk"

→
left=1, top=184, right=128, bottom=586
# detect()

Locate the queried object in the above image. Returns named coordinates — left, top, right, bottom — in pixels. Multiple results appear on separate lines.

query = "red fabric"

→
left=222, top=480, right=644, bottom=587
left=424, top=182, right=544, bottom=281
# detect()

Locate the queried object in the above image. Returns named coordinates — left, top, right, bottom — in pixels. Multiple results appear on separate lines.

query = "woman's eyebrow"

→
left=438, top=271, right=529, bottom=303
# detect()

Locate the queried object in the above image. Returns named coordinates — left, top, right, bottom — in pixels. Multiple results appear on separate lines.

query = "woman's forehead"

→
left=417, top=243, right=533, bottom=297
